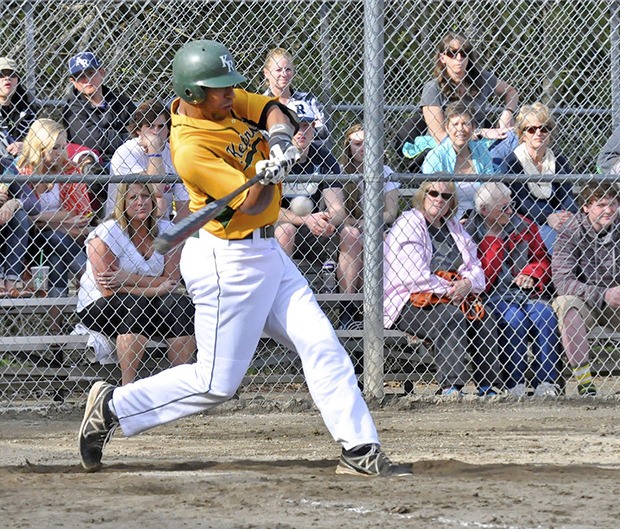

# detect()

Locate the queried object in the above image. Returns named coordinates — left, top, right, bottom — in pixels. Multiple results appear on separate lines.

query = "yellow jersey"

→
left=170, top=89, right=282, bottom=239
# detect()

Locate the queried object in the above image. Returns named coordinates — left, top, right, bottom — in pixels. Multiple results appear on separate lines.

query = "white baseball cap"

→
left=286, top=101, right=315, bottom=123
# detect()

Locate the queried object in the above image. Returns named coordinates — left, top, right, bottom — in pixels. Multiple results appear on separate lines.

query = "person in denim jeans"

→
left=16, top=119, right=92, bottom=302
left=465, top=182, right=561, bottom=397
left=0, top=158, right=33, bottom=296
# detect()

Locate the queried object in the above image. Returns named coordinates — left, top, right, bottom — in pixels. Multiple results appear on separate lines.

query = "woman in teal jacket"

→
left=422, top=102, right=495, bottom=220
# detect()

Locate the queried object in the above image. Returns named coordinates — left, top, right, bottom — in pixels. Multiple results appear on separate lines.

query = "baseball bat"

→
left=153, top=171, right=267, bottom=254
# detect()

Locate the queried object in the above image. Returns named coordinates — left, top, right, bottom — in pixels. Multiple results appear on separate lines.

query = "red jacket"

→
left=469, top=214, right=552, bottom=295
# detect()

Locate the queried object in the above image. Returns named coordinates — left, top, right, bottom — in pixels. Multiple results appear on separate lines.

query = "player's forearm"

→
left=239, top=183, right=275, bottom=215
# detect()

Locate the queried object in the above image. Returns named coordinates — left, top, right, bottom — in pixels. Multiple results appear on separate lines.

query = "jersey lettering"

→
left=226, top=127, right=262, bottom=169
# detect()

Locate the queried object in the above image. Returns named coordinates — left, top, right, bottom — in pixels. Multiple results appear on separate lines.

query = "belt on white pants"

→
left=192, top=225, right=275, bottom=245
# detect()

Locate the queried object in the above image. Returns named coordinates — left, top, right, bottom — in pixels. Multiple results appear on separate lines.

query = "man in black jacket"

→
left=62, top=51, right=136, bottom=166
left=0, top=57, right=40, bottom=158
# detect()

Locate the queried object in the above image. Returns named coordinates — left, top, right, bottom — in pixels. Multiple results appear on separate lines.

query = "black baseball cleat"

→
left=336, top=444, right=413, bottom=477
left=78, top=381, right=119, bottom=472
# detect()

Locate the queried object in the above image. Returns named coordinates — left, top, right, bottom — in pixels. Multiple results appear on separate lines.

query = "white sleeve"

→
left=111, top=142, right=146, bottom=176
left=173, top=183, right=190, bottom=201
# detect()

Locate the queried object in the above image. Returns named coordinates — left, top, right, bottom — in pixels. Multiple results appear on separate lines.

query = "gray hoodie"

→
left=597, top=125, right=620, bottom=173
left=551, top=212, right=620, bottom=308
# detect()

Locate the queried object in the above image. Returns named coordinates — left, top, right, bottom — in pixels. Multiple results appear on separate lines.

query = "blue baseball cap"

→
left=68, top=52, right=102, bottom=76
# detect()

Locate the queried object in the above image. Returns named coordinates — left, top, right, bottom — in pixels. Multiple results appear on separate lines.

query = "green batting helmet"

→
left=172, top=40, right=247, bottom=104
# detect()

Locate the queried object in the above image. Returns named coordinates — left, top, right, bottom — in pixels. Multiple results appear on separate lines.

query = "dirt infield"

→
left=1, top=397, right=619, bottom=529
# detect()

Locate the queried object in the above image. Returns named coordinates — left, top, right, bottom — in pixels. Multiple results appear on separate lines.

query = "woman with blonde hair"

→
left=76, top=182, right=195, bottom=384
left=383, top=180, right=500, bottom=397
left=16, top=118, right=93, bottom=303
left=504, top=102, right=577, bottom=253
left=263, top=47, right=328, bottom=142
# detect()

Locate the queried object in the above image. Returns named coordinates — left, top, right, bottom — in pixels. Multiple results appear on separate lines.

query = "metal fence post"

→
left=362, top=0, right=385, bottom=400
left=611, top=2, right=620, bottom=128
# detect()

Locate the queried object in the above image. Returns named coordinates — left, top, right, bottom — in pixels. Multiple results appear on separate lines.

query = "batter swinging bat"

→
left=153, top=170, right=267, bottom=254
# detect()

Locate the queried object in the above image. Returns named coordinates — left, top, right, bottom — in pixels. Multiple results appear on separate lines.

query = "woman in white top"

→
left=77, top=182, right=195, bottom=384
left=108, top=100, right=190, bottom=221
left=337, top=124, right=401, bottom=330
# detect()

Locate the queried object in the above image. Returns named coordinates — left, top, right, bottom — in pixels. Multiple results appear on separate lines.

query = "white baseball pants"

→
left=112, top=229, right=379, bottom=450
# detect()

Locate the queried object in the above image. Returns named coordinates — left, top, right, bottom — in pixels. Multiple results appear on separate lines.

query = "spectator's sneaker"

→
left=508, top=383, right=527, bottom=398
left=440, top=387, right=464, bottom=400
left=336, top=444, right=413, bottom=477
left=533, top=382, right=560, bottom=397
left=78, top=381, right=119, bottom=472
left=339, top=319, right=365, bottom=331
left=477, top=385, right=499, bottom=397
left=577, top=382, right=597, bottom=396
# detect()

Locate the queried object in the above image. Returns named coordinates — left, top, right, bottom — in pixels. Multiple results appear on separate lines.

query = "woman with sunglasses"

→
left=422, top=32, right=518, bottom=144
left=383, top=180, right=501, bottom=398
left=0, top=57, right=40, bottom=158
left=422, top=102, right=495, bottom=220
left=396, top=32, right=518, bottom=167
left=504, top=103, right=577, bottom=253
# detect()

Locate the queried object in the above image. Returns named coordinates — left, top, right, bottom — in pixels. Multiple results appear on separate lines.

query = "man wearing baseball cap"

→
left=0, top=57, right=40, bottom=157
left=62, top=51, right=136, bottom=164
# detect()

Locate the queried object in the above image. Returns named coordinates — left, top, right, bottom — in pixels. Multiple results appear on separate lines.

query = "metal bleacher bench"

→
left=0, top=291, right=424, bottom=398
left=2, top=289, right=619, bottom=400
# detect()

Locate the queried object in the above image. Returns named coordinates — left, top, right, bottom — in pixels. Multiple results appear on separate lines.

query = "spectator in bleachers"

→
left=274, top=101, right=361, bottom=329
left=263, top=47, right=329, bottom=144
left=107, top=100, right=190, bottom=222
left=466, top=183, right=561, bottom=397
left=422, top=102, right=495, bottom=220
left=597, top=124, right=620, bottom=173
left=0, top=57, right=40, bottom=158
left=503, top=102, right=577, bottom=253
left=16, top=118, right=92, bottom=301
left=63, top=51, right=136, bottom=215
left=63, top=52, right=135, bottom=164
left=338, top=123, right=401, bottom=328
left=0, top=174, right=32, bottom=297
left=395, top=31, right=518, bottom=170
left=552, top=182, right=620, bottom=396
left=383, top=180, right=501, bottom=397
left=340, top=123, right=401, bottom=230
left=76, top=182, right=195, bottom=385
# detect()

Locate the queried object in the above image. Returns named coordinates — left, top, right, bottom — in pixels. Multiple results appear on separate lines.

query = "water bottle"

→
left=321, top=260, right=337, bottom=293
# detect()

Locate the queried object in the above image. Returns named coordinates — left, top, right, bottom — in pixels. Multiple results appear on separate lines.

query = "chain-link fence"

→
left=1, top=0, right=620, bottom=411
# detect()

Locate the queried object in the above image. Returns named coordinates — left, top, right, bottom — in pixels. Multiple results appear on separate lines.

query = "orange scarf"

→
left=409, top=270, right=485, bottom=320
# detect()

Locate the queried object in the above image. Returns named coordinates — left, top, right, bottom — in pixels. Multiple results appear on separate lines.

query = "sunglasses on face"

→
left=426, top=189, right=453, bottom=200
left=524, top=125, right=551, bottom=135
left=443, top=48, right=469, bottom=59
left=0, top=70, right=17, bottom=79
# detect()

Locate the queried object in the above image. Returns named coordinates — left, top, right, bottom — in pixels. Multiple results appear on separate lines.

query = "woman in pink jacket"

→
left=383, top=181, right=500, bottom=397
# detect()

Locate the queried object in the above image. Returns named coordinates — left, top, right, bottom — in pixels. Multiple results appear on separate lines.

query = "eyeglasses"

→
left=523, top=125, right=551, bottom=135
left=0, top=69, right=17, bottom=79
left=426, top=189, right=453, bottom=200
left=443, top=48, right=469, bottom=59
left=497, top=202, right=514, bottom=213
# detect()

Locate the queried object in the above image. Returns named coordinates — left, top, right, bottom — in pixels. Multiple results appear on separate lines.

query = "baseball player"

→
left=78, top=40, right=412, bottom=477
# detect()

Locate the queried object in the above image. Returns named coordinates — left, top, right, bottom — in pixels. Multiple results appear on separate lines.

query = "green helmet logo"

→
left=172, top=40, right=247, bottom=104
